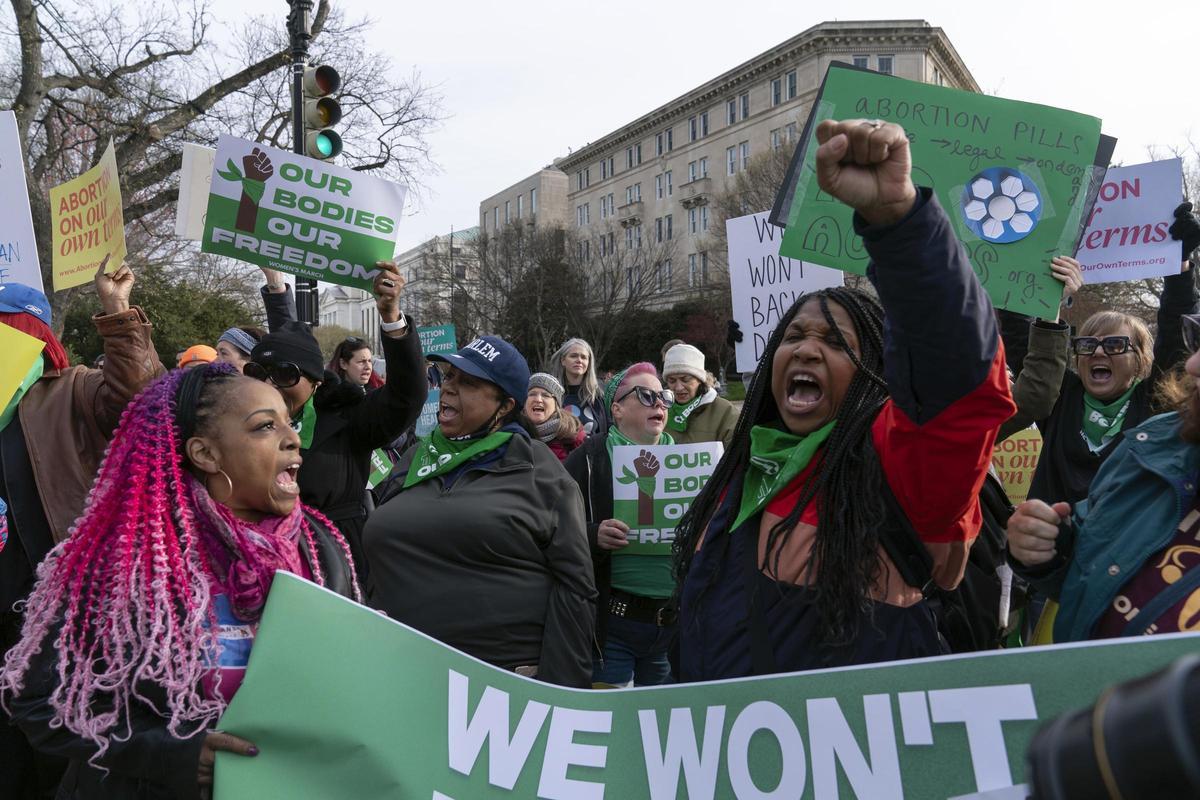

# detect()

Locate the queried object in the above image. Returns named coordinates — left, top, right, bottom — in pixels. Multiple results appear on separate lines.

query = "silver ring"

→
left=380, top=279, right=395, bottom=288
left=861, top=119, right=884, bottom=130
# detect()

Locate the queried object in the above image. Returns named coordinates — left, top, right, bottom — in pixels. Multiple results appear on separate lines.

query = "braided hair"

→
left=673, top=287, right=889, bottom=645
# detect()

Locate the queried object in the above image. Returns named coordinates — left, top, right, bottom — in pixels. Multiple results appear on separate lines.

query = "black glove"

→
left=726, top=319, right=744, bottom=348
left=1169, top=202, right=1200, bottom=258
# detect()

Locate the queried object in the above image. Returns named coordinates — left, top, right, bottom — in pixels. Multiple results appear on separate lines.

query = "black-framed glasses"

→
left=244, top=360, right=302, bottom=388
left=1071, top=336, right=1133, bottom=357
left=1184, top=314, right=1200, bottom=354
left=617, top=385, right=675, bottom=408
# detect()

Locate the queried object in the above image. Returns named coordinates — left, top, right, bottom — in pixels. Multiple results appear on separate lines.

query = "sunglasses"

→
left=617, top=385, right=675, bottom=408
left=1071, top=336, right=1133, bottom=357
left=244, top=360, right=303, bottom=388
left=1184, top=315, right=1200, bottom=354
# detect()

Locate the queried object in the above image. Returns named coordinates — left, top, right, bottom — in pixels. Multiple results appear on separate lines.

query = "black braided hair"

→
left=672, top=287, right=890, bottom=646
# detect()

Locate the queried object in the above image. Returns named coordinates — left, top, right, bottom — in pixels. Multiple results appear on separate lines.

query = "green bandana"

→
left=733, top=421, right=836, bottom=531
left=0, top=357, right=43, bottom=434
left=217, top=159, right=267, bottom=204
left=607, top=426, right=674, bottom=495
left=1082, top=381, right=1138, bottom=451
left=404, top=427, right=513, bottom=489
left=295, top=396, right=317, bottom=450
left=667, top=389, right=716, bottom=433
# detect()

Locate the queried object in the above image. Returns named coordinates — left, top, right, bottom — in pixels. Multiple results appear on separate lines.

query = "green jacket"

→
left=670, top=394, right=739, bottom=449
left=998, top=317, right=1069, bottom=442
left=1016, top=411, right=1200, bottom=642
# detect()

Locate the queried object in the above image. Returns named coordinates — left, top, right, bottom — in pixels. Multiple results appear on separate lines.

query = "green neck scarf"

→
left=404, top=427, right=513, bottom=489
left=0, top=357, right=43, bottom=434
left=733, top=420, right=836, bottom=531
left=293, top=396, right=318, bottom=450
left=1082, top=381, right=1138, bottom=451
left=606, top=424, right=674, bottom=459
left=667, top=388, right=716, bottom=433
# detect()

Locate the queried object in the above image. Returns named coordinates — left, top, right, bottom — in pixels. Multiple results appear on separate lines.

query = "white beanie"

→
left=662, top=344, right=707, bottom=383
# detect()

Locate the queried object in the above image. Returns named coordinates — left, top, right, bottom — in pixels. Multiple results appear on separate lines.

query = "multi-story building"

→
left=478, top=19, right=977, bottom=304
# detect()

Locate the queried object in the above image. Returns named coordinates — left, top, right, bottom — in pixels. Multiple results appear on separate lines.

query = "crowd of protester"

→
left=2, top=116, right=1200, bottom=798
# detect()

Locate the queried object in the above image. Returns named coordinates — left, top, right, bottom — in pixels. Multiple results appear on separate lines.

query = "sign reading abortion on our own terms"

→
left=419, top=324, right=458, bottom=357
left=611, top=442, right=723, bottom=554
left=201, top=136, right=407, bottom=292
left=49, top=139, right=126, bottom=292
left=726, top=211, right=844, bottom=372
left=1074, top=158, right=1184, bottom=283
left=0, top=111, right=44, bottom=292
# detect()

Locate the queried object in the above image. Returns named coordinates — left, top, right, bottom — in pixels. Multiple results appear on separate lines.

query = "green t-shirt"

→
left=611, top=553, right=674, bottom=599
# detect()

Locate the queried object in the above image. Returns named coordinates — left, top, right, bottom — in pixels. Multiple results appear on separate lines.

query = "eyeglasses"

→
left=1184, top=315, right=1200, bottom=354
left=244, top=360, right=302, bottom=388
left=1071, top=336, right=1133, bottom=357
left=617, top=385, right=675, bottom=408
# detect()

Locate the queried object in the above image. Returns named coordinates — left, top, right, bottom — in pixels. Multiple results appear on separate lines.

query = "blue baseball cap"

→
left=429, top=335, right=530, bottom=402
left=0, top=283, right=52, bottom=326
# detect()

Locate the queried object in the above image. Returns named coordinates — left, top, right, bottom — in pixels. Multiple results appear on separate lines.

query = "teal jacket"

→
left=1019, top=411, right=1200, bottom=642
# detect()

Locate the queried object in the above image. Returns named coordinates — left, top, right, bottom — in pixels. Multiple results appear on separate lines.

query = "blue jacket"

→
left=1021, top=411, right=1200, bottom=643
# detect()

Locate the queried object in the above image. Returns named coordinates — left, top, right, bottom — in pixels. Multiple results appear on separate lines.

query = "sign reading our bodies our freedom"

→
left=726, top=211, right=844, bottom=373
left=216, top=573, right=1200, bottom=800
left=611, top=442, right=723, bottom=554
left=771, top=63, right=1109, bottom=318
left=201, top=136, right=407, bottom=292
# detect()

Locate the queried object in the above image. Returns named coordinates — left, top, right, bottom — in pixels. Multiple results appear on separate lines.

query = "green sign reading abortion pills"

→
left=201, top=135, right=407, bottom=292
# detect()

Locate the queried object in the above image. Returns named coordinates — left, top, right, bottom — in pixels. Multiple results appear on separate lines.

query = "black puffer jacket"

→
left=563, top=432, right=617, bottom=653
left=7, top=511, right=356, bottom=800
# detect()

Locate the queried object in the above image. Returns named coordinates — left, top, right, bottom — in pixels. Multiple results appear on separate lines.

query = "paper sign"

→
left=611, top=442, right=723, bottom=554
left=216, top=572, right=1200, bottom=799
left=1074, top=159, right=1184, bottom=283
left=175, top=142, right=216, bottom=240
left=773, top=63, right=1107, bottom=318
left=992, top=427, right=1043, bottom=506
left=0, top=112, right=44, bottom=292
left=201, top=136, right=406, bottom=292
left=416, top=388, right=440, bottom=437
left=727, top=211, right=844, bottom=372
left=418, top=324, right=457, bottom=357
left=49, top=140, right=126, bottom=292
left=0, top=322, right=45, bottom=410
left=365, top=448, right=393, bottom=491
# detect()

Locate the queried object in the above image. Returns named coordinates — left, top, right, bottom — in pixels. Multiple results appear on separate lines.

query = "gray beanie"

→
left=528, top=372, right=565, bottom=406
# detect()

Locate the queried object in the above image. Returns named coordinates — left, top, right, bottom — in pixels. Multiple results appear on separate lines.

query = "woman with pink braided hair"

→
left=0, top=362, right=360, bottom=799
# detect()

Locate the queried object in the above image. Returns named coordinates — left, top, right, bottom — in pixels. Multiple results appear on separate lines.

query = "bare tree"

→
left=3, top=0, right=442, bottom=327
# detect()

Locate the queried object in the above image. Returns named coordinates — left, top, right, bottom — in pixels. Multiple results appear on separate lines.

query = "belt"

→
left=608, top=588, right=677, bottom=627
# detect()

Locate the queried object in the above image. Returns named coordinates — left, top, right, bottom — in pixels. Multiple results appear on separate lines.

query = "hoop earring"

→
left=206, top=469, right=234, bottom=504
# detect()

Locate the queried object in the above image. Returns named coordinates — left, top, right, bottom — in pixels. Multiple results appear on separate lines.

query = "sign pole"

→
left=287, top=0, right=317, bottom=325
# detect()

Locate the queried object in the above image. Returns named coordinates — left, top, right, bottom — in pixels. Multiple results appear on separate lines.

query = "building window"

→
left=599, top=234, right=607, bottom=257
left=578, top=169, right=590, bottom=190
left=666, top=128, right=673, bottom=151
left=727, top=98, right=737, bottom=125
left=727, top=146, right=736, bottom=176
left=771, top=77, right=782, bottom=106
left=531, top=188, right=537, bottom=214
left=655, top=216, right=663, bottom=243
left=626, top=227, right=633, bottom=251
left=740, top=92, right=750, bottom=119
left=517, top=195, right=524, bottom=218
left=601, top=159, right=608, bottom=180
left=699, top=157, right=708, bottom=177
left=636, top=143, right=643, bottom=164
left=787, top=70, right=797, bottom=100
left=608, top=192, right=615, bottom=214
left=626, top=186, right=633, bottom=205
left=853, top=54, right=869, bottom=69
left=740, top=140, right=750, bottom=170
left=701, top=206, right=709, bottom=232
left=688, top=161, right=697, bottom=182
left=600, top=195, right=608, bottom=219
left=877, top=55, right=894, bottom=75
left=688, top=207, right=698, bottom=234
left=665, top=214, right=673, bottom=240
left=689, top=115, right=698, bottom=142
left=492, top=206, right=498, bottom=230
left=577, top=204, right=590, bottom=226
left=932, top=66, right=944, bottom=86
left=655, top=174, right=663, bottom=200
left=771, top=128, right=782, bottom=151
left=606, top=156, right=614, bottom=176
left=785, top=122, right=797, bottom=142
left=700, top=111, right=709, bottom=137
left=634, top=182, right=641, bottom=202
left=688, top=254, right=699, bottom=287
left=665, top=170, right=672, bottom=196
left=504, top=200, right=510, bottom=223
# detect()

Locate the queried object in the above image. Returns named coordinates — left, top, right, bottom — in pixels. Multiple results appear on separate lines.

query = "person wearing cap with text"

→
left=364, top=335, right=597, bottom=687
left=0, top=257, right=163, bottom=798
left=243, top=261, right=426, bottom=581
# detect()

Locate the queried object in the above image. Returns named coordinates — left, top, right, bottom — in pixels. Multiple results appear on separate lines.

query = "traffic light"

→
left=303, top=65, right=342, bottom=160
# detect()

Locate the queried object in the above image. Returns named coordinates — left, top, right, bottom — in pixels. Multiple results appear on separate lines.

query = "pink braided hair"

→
left=0, top=364, right=360, bottom=760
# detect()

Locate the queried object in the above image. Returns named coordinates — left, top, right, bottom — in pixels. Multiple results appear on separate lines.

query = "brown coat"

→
left=17, top=308, right=163, bottom=543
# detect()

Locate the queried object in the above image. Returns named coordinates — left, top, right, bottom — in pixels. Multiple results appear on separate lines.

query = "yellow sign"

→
left=992, top=427, right=1043, bottom=506
left=0, top=321, right=45, bottom=410
left=49, top=140, right=126, bottom=291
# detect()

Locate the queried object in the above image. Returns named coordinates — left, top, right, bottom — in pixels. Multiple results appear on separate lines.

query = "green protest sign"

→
left=365, top=448, right=393, bottom=491
left=773, top=64, right=1108, bottom=317
left=611, top=442, right=723, bottom=555
left=216, top=574, right=1200, bottom=799
left=201, top=136, right=406, bottom=292
left=419, top=324, right=457, bottom=357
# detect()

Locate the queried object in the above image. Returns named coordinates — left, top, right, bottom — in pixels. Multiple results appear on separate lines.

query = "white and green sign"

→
left=365, top=448, right=393, bottom=491
left=419, top=324, right=457, bottom=357
left=201, top=136, right=406, bottom=292
left=416, top=388, right=441, bottom=437
left=612, top=442, right=723, bottom=555
left=216, top=573, right=1200, bottom=799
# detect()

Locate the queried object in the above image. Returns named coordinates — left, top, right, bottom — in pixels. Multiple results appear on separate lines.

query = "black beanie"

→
left=250, top=321, right=325, bottom=381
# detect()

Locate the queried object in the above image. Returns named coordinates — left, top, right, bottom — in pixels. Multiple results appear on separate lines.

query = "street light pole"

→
left=287, top=0, right=317, bottom=325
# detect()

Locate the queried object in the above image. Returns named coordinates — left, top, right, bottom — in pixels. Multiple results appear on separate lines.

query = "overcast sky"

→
left=213, top=0, right=1199, bottom=253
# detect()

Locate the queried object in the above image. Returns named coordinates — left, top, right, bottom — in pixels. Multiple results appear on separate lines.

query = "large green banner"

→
left=772, top=64, right=1109, bottom=318
left=215, top=574, right=1200, bottom=799
left=201, top=136, right=407, bottom=292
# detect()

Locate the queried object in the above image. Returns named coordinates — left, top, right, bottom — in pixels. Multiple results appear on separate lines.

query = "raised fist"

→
left=243, top=148, right=274, bottom=183
left=634, top=450, right=660, bottom=479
